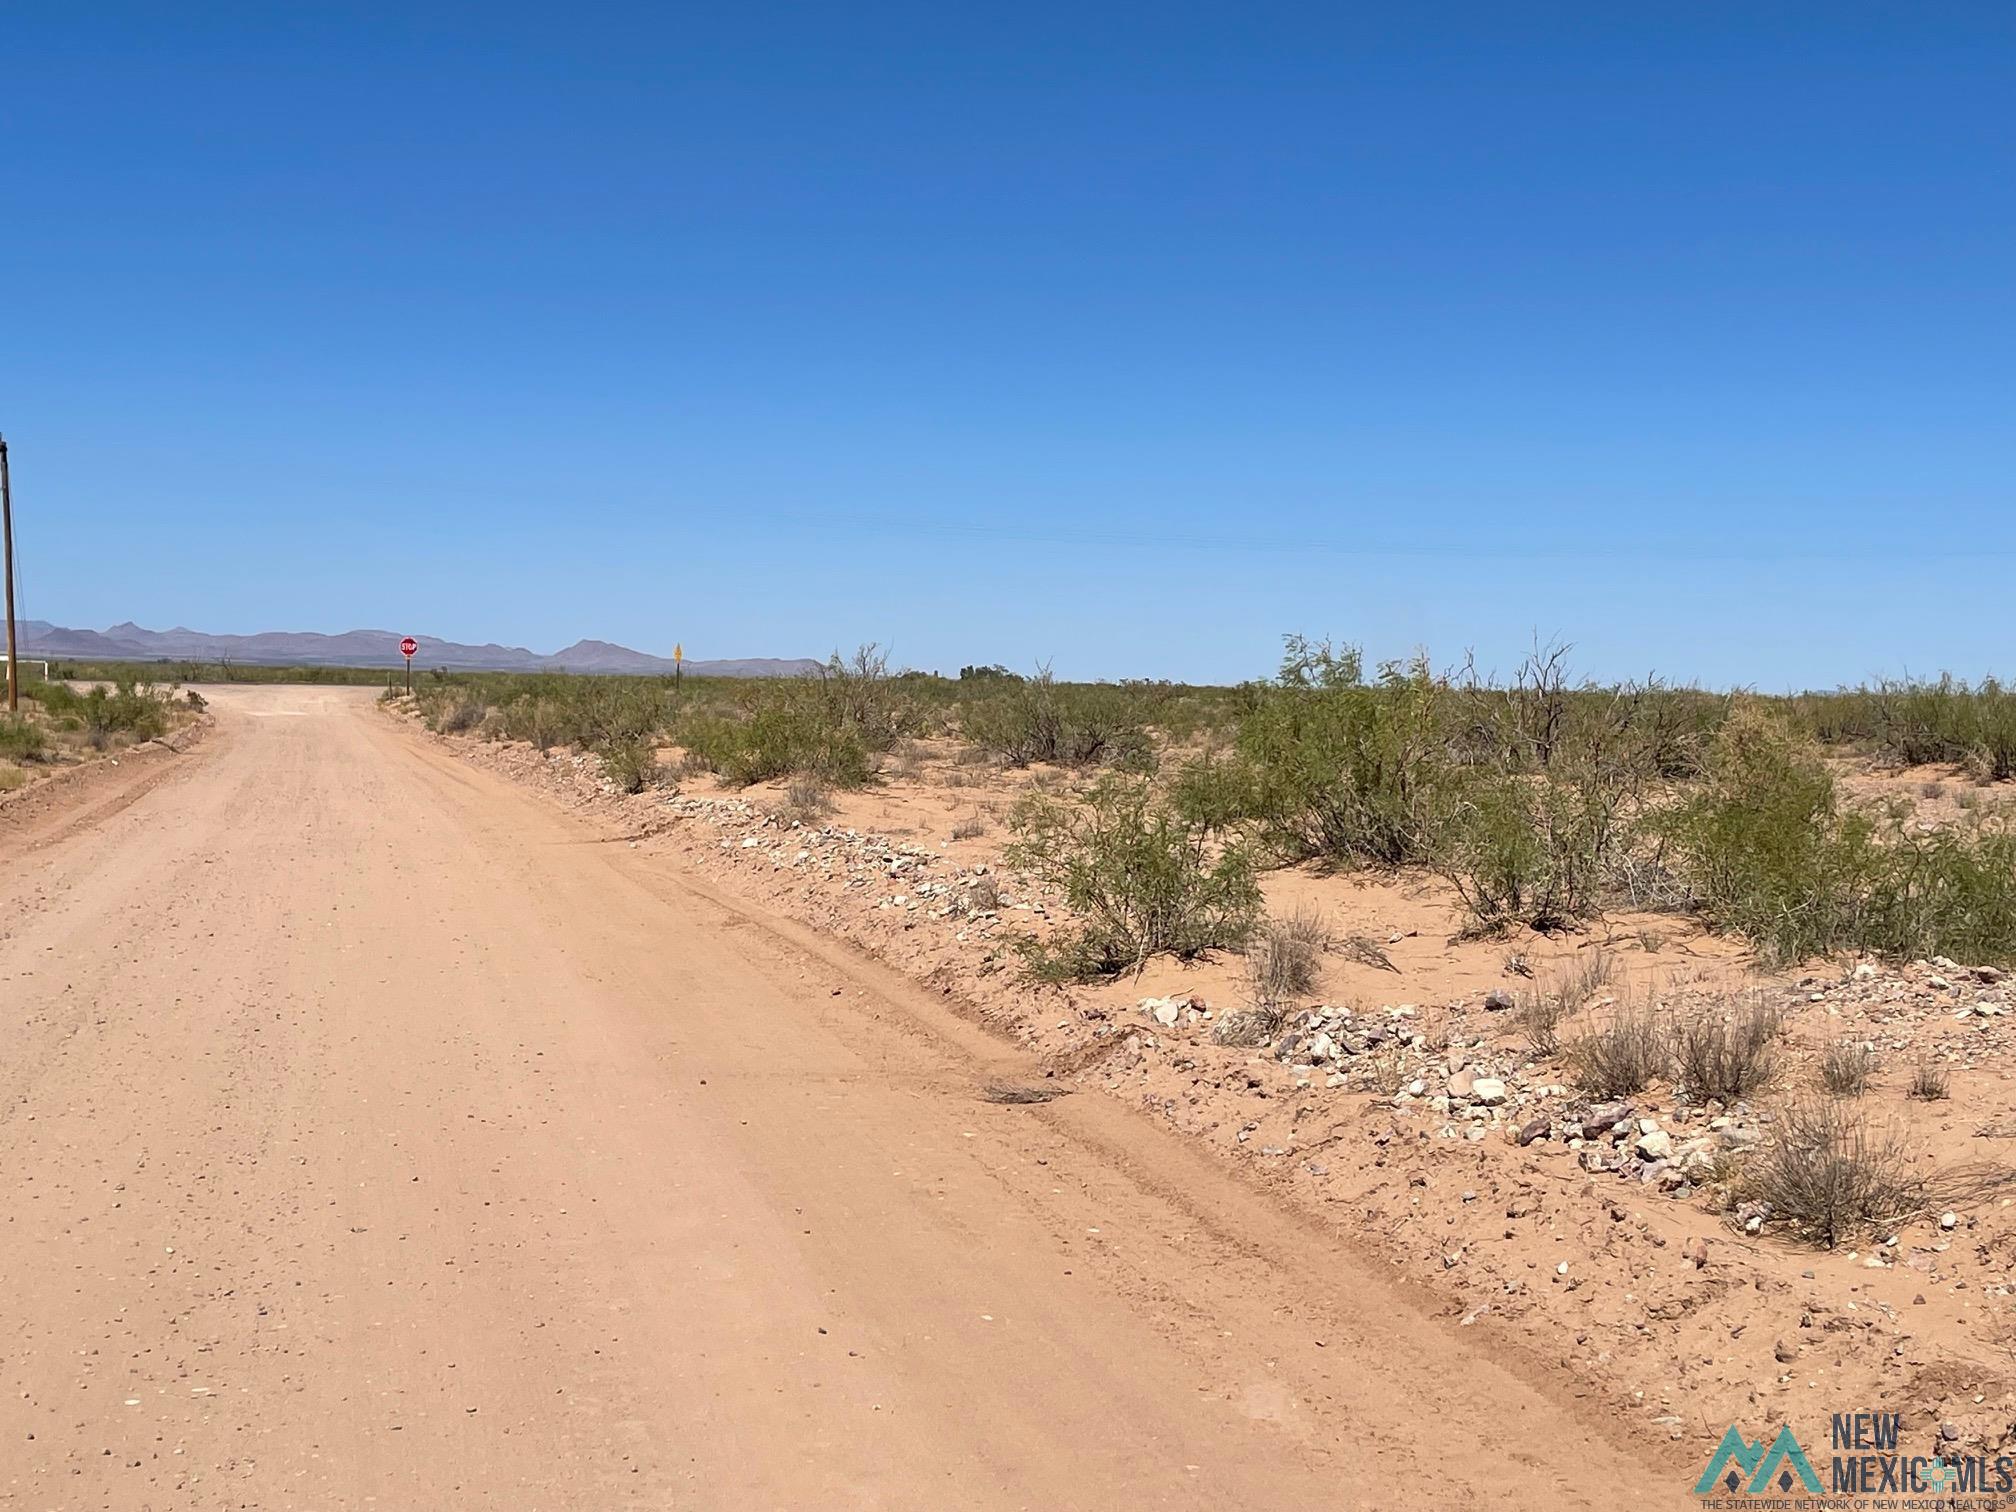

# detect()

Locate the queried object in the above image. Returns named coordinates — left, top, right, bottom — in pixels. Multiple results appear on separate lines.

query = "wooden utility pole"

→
left=2, top=436, right=17, bottom=713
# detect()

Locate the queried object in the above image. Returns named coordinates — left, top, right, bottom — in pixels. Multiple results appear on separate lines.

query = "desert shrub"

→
left=184, top=689, right=208, bottom=710
left=664, top=647, right=918, bottom=788
left=1818, top=1040, right=1874, bottom=1097
left=0, top=764, right=23, bottom=792
left=493, top=693, right=578, bottom=752
left=1227, top=638, right=1455, bottom=866
left=1671, top=997, right=1781, bottom=1101
left=0, top=715, right=47, bottom=761
left=1907, top=1058, right=1951, bottom=1101
left=431, top=696, right=489, bottom=735
left=1244, top=904, right=1329, bottom=1007
left=1664, top=706, right=2016, bottom=965
left=678, top=707, right=873, bottom=789
left=1855, top=822, right=2016, bottom=968
left=951, top=811, right=987, bottom=840
left=1007, top=776, right=1262, bottom=980
left=1794, top=676, right=2016, bottom=781
left=1739, top=1098, right=1924, bottom=1248
left=1168, top=751, right=1264, bottom=836
left=961, top=666, right=1151, bottom=768
left=1570, top=1002, right=1668, bottom=1097
left=1876, top=676, right=2016, bottom=780
left=1431, top=761, right=1633, bottom=932
left=34, top=680, right=171, bottom=746
left=809, top=644, right=912, bottom=745
left=1661, top=707, right=1855, bottom=961
left=599, top=736, right=657, bottom=794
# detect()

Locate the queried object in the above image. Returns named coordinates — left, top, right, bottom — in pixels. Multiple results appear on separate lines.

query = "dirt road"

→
left=0, top=686, right=1686, bottom=1509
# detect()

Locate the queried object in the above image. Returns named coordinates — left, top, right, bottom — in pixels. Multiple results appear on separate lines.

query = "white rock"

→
left=1469, top=1077, right=1509, bottom=1106
left=1636, top=1129, right=1675, bottom=1160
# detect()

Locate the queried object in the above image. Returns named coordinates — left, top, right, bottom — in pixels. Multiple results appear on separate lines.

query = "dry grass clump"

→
left=1244, top=905, right=1330, bottom=1007
left=434, top=695, right=489, bottom=734
left=1671, top=997, right=1782, bottom=1101
left=1569, top=1000, right=1668, bottom=1097
left=1211, top=1004, right=1295, bottom=1048
left=1517, top=949, right=1613, bottom=1057
left=1739, top=1098, right=1924, bottom=1248
left=951, top=811, right=988, bottom=840
left=981, top=1082, right=1068, bottom=1105
left=1908, top=1058, right=1952, bottom=1101
left=776, top=776, right=835, bottom=826
left=1338, top=933, right=1399, bottom=972
left=1818, top=1039, right=1875, bottom=1097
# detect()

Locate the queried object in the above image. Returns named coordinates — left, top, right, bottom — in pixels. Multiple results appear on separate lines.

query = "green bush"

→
left=0, top=715, right=47, bottom=761
left=599, top=736, right=658, bottom=794
left=1225, top=638, right=1454, bottom=866
left=1792, top=675, right=2016, bottom=780
left=30, top=680, right=170, bottom=746
left=1431, top=763, right=1629, bottom=932
left=961, top=666, right=1151, bottom=768
left=1006, top=776, right=1262, bottom=980
left=1667, top=707, right=2016, bottom=965
left=678, top=707, right=874, bottom=788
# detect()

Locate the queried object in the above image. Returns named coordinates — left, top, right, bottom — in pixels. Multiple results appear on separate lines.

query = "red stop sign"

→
left=400, top=637, right=418, bottom=659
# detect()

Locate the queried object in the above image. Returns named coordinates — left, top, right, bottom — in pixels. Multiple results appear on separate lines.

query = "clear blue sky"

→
left=3, top=4, right=2010, bottom=687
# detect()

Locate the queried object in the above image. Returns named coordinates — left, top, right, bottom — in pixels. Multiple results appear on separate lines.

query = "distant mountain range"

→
left=15, top=621, right=820, bottom=678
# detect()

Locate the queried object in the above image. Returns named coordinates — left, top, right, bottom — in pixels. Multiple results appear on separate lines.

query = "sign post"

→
left=400, top=635, right=417, bottom=694
left=1, top=436, right=17, bottom=713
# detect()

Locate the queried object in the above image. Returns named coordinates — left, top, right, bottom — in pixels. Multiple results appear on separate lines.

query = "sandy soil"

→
left=0, top=685, right=1693, bottom=1509
left=416, top=719, right=2016, bottom=1497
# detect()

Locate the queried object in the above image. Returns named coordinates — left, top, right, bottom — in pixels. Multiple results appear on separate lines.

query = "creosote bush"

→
left=961, top=666, right=1151, bottom=769
left=1666, top=706, right=2016, bottom=966
left=1007, top=777, right=1261, bottom=981
left=599, top=736, right=657, bottom=794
